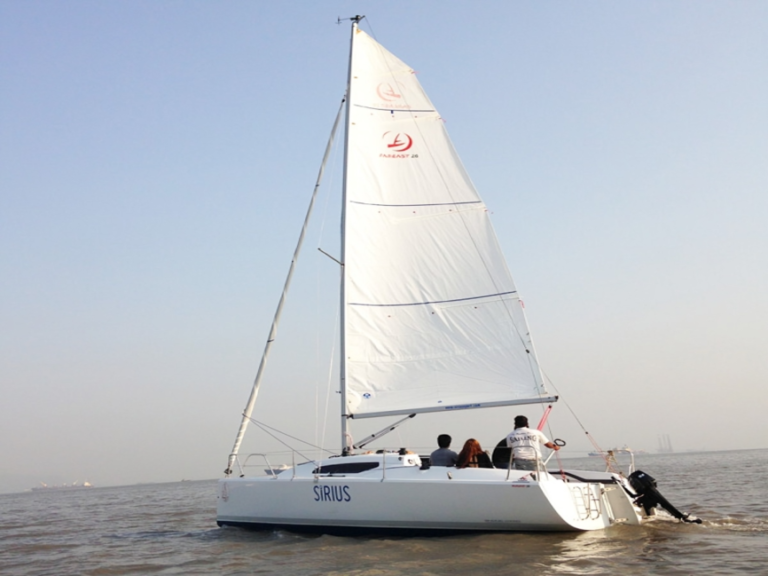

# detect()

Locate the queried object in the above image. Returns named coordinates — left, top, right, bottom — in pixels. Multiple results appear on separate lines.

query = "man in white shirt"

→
left=506, top=415, right=559, bottom=470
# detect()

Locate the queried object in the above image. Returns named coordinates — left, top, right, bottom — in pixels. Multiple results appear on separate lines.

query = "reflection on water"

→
left=0, top=449, right=765, bottom=576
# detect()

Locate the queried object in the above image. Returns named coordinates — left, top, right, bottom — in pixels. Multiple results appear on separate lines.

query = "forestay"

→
left=343, top=29, right=553, bottom=419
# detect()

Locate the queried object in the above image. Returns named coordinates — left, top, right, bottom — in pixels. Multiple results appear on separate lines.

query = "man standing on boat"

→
left=506, top=415, right=559, bottom=470
left=430, top=434, right=458, bottom=466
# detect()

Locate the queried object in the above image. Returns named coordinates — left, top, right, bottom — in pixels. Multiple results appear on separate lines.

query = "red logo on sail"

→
left=376, top=82, right=402, bottom=102
left=383, top=132, right=413, bottom=152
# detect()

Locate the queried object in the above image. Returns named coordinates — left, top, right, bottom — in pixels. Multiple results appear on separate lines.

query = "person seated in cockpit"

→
left=430, top=434, right=458, bottom=466
left=456, top=438, right=494, bottom=469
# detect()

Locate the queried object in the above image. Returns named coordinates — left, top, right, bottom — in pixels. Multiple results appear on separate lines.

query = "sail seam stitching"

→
left=350, top=200, right=482, bottom=207
left=353, top=104, right=436, bottom=113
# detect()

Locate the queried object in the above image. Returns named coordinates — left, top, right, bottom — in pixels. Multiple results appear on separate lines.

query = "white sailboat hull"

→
left=217, top=456, right=643, bottom=533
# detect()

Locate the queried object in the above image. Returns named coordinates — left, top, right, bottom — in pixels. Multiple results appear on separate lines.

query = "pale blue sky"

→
left=1, top=1, right=766, bottom=493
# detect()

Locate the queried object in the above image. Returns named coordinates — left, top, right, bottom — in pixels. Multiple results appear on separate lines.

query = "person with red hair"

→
left=455, top=438, right=494, bottom=469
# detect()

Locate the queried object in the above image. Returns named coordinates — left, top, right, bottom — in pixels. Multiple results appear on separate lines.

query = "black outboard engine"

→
left=628, top=470, right=702, bottom=524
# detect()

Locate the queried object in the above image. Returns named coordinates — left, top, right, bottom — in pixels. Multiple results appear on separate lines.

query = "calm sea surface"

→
left=2, top=449, right=766, bottom=575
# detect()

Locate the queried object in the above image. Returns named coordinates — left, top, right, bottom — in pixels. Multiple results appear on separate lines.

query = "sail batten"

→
left=354, top=105, right=436, bottom=113
left=350, top=291, right=518, bottom=308
left=350, top=200, right=483, bottom=208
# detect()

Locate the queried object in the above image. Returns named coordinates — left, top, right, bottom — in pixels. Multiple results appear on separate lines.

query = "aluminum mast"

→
left=339, top=15, right=364, bottom=455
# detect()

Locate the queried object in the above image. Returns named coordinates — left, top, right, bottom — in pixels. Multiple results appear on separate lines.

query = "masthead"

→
left=337, top=15, right=365, bottom=25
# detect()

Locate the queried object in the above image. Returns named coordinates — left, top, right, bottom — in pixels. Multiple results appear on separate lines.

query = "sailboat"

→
left=217, top=17, right=697, bottom=533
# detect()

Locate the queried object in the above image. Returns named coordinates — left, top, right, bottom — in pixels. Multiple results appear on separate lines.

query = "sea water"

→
left=1, top=449, right=766, bottom=575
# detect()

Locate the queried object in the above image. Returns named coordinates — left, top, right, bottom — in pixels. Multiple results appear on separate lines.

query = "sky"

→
left=1, top=1, right=766, bottom=494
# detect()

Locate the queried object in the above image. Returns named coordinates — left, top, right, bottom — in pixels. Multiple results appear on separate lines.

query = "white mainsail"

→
left=343, top=29, right=553, bottom=419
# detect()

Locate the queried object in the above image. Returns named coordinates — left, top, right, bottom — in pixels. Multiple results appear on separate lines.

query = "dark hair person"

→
left=456, top=438, right=494, bottom=469
left=430, top=434, right=458, bottom=466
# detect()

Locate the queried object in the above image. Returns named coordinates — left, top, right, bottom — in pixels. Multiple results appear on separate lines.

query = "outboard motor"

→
left=628, top=470, right=702, bottom=524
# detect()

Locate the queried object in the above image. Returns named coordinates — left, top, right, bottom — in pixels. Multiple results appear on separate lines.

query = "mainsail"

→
left=343, top=29, right=554, bottom=419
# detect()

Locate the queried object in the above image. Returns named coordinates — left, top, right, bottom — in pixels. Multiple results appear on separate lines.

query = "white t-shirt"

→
left=506, top=427, right=551, bottom=460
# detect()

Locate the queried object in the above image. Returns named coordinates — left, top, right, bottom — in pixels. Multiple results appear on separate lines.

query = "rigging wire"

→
left=225, top=96, right=347, bottom=475
left=245, top=414, right=334, bottom=461
left=319, top=304, right=341, bottom=461
left=313, top=101, right=344, bottom=457
left=539, top=368, right=619, bottom=474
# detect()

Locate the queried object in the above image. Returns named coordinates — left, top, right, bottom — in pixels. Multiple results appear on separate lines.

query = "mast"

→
left=339, top=15, right=363, bottom=455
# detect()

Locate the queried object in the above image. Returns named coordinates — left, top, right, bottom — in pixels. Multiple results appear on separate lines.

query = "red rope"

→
left=536, top=405, right=553, bottom=430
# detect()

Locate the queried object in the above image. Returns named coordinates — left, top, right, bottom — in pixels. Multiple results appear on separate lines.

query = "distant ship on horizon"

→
left=658, top=434, right=674, bottom=453
left=31, top=481, right=93, bottom=491
left=588, top=445, right=648, bottom=457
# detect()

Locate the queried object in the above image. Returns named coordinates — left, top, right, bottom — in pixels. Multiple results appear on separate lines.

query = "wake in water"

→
left=699, top=515, right=768, bottom=533
left=634, top=504, right=767, bottom=533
